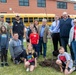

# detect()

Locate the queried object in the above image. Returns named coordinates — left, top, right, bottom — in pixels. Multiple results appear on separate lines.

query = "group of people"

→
left=0, top=14, right=49, bottom=72
left=0, top=11, right=76, bottom=74
left=50, top=12, right=76, bottom=75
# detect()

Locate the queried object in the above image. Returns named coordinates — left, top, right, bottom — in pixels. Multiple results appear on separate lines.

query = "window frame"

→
left=39, top=17, right=43, bottom=22
left=6, top=18, right=11, bottom=23
left=74, top=3, right=76, bottom=10
left=24, top=17, right=28, bottom=23
left=19, top=0, right=29, bottom=6
left=57, top=1, right=67, bottom=9
left=37, top=0, right=46, bottom=7
left=1, top=0, right=7, bottom=3
left=29, top=17, right=33, bottom=22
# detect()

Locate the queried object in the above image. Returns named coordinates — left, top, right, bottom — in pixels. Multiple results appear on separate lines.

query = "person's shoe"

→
left=15, top=60, right=21, bottom=64
left=5, top=63, right=9, bottom=66
left=40, top=52, right=43, bottom=55
left=73, top=61, right=76, bottom=66
left=26, top=68, right=29, bottom=72
left=44, top=57, right=47, bottom=60
left=74, top=66, right=76, bottom=71
left=1, top=63, right=4, bottom=67
left=70, top=67, right=76, bottom=72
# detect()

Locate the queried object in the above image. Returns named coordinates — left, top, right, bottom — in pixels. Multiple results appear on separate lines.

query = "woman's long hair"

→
left=26, top=43, right=35, bottom=55
left=34, top=19, right=39, bottom=33
left=0, top=26, right=7, bottom=34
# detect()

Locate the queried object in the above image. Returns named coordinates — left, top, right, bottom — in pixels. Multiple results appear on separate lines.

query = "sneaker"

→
left=40, top=52, right=43, bottom=55
left=72, top=67, right=75, bottom=71
left=73, top=61, right=76, bottom=66
left=74, top=66, right=76, bottom=71
left=26, top=68, right=29, bottom=72
left=14, top=60, right=20, bottom=64
left=1, top=63, right=4, bottom=67
left=5, top=63, right=9, bottom=66
left=44, top=57, right=47, bottom=60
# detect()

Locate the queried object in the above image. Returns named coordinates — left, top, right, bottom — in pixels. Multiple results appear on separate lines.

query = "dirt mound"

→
left=39, top=59, right=60, bottom=71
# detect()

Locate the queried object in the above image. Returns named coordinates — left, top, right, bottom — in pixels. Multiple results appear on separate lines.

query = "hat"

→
left=15, top=14, right=20, bottom=17
left=0, top=15, right=4, bottom=18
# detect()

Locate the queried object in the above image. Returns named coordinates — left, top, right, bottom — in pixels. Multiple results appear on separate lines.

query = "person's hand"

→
left=68, top=44, right=70, bottom=47
left=48, top=31, right=51, bottom=35
left=35, top=65, right=37, bottom=68
left=23, top=35, right=26, bottom=39
left=37, top=41, right=39, bottom=44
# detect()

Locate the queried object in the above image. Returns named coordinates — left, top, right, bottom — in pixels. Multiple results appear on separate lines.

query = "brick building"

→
left=0, top=0, right=76, bottom=16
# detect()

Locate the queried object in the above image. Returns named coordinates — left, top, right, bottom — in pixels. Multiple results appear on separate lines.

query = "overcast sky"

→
left=71, top=0, right=76, bottom=1
left=66, top=0, right=76, bottom=1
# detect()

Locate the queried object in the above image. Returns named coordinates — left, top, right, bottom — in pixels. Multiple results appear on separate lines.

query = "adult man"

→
left=59, top=12, right=73, bottom=52
left=9, top=33, right=26, bottom=64
left=54, top=12, right=73, bottom=52
left=38, top=18, right=49, bottom=59
left=12, top=14, right=25, bottom=43
left=49, top=15, right=61, bottom=56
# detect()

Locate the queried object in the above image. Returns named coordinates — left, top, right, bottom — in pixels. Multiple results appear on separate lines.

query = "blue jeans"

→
left=39, top=37, right=47, bottom=57
left=69, top=45, right=75, bottom=61
left=32, top=44, right=39, bottom=57
left=71, top=40, right=76, bottom=62
left=61, top=38, right=68, bottom=52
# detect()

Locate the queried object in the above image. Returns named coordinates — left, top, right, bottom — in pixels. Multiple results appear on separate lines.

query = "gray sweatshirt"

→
left=9, top=39, right=24, bottom=58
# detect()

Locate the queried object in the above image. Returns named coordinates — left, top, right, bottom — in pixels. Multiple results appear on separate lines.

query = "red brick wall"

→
left=0, top=0, right=76, bottom=16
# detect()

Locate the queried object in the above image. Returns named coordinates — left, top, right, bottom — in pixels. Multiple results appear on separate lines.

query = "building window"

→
left=19, top=0, right=29, bottom=6
left=1, top=0, right=7, bottom=3
left=57, top=1, right=67, bottom=9
left=37, top=0, right=46, bottom=7
left=0, top=12, right=7, bottom=13
left=74, top=4, right=76, bottom=10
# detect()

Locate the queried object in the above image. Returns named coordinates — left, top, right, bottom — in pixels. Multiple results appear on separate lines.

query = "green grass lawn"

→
left=0, top=39, right=76, bottom=75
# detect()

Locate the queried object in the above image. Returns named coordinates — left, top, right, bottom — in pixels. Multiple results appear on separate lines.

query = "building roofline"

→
left=52, top=0, right=76, bottom=3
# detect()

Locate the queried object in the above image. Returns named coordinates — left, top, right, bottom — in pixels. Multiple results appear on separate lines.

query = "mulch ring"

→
left=39, top=58, right=60, bottom=71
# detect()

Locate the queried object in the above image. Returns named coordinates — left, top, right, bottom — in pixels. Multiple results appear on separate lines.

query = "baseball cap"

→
left=0, top=15, right=4, bottom=18
left=15, top=14, right=20, bottom=17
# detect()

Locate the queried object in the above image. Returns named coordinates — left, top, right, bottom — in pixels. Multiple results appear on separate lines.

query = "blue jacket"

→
left=0, top=33, right=9, bottom=50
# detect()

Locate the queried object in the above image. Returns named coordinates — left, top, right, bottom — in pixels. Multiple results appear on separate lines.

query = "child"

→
left=26, top=23, right=34, bottom=43
left=0, top=26, right=9, bottom=67
left=56, top=47, right=76, bottom=75
left=24, top=43, right=37, bottom=72
left=30, top=27, right=39, bottom=57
